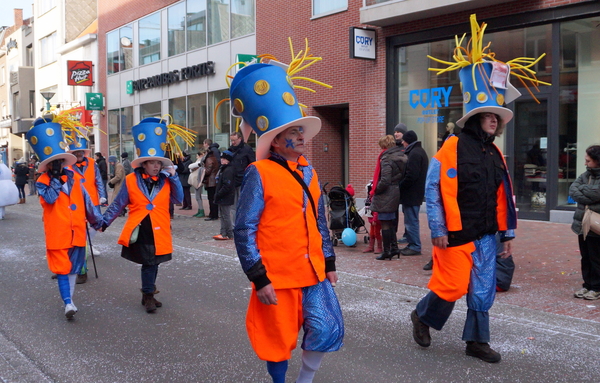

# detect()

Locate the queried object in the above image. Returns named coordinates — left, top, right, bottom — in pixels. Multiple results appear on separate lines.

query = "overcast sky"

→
left=1, top=1, right=34, bottom=28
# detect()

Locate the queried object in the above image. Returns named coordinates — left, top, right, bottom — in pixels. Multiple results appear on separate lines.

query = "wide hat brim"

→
left=38, top=153, right=77, bottom=173
left=131, top=156, right=174, bottom=169
left=254, top=116, right=321, bottom=161
left=67, top=148, right=92, bottom=156
left=456, top=106, right=513, bottom=128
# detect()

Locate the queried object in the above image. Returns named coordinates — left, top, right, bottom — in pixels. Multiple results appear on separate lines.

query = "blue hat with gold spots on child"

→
left=26, top=118, right=76, bottom=173
left=130, top=117, right=174, bottom=168
left=230, top=63, right=321, bottom=160
left=66, top=134, right=92, bottom=156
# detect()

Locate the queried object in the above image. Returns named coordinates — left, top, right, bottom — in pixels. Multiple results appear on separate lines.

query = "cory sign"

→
left=67, top=61, right=94, bottom=86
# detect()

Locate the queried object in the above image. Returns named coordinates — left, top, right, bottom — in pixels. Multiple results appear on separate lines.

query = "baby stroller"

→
left=325, top=185, right=368, bottom=246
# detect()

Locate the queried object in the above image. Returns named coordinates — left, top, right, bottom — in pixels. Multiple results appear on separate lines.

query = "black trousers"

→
left=579, top=234, right=600, bottom=291
left=206, top=186, right=218, bottom=219
left=181, top=186, right=192, bottom=208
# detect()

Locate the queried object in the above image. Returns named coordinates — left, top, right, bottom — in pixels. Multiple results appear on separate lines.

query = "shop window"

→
left=188, top=93, right=208, bottom=146
left=168, top=2, right=186, bottom=57
left=140, top=101, right=161, bottom=120
left=208, top=0, right=229, bottom=45
left=209, top=89, right=230, bottom=148
left=559, top=16, right=600, bottom=206
left=169, top=96, right=189, bottom=153
left=139, top=13, right=161, bottom=65
left=108, top=107, right=134, bottom=157
left=40, top=32, right=57, bottom=67
left=313, top=0, right=347, bottom=17
left=231, top=0, right=254, bottom=38
left=187, top=0, right=207, bottom=50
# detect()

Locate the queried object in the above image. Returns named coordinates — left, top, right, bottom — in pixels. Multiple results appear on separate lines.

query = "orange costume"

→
left=235, top=155, right=344, bottom=362
left=37, top=170, right=103, bottom=274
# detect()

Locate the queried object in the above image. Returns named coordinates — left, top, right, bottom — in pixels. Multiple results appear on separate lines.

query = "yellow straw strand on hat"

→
left=427, top=14, right=551, bottom=102
left=159, top=114, right=197, bottom=162
left=213, top=98, right=230, bottom=133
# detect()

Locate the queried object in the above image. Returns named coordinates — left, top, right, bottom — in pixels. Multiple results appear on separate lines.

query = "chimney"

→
left=14, top=9, right=23, bottom=28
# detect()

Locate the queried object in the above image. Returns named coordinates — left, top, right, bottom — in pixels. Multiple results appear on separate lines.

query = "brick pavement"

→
left=178, top=194, right=600, bottom=323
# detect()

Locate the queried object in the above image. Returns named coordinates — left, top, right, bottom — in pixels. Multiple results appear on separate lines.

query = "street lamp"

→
left=40, top=92, right=56, bottom=112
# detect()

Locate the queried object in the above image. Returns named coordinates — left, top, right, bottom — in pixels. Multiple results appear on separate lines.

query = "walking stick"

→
left=86, top=225, right=99, bottom=278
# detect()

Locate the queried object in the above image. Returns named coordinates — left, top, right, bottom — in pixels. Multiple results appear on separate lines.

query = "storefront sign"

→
left=350, top=27, right=376, bottom=60
left=67, top=61, right=94, bottom=86
left=86, top=93, right=104, bottom=111
left=69, top=106, right=93, bottom=126
left=236, top=54, right=258, bottom=69
left=130, top=61, right=215, bottom=93
left=409, top=86, right=453, bottom=124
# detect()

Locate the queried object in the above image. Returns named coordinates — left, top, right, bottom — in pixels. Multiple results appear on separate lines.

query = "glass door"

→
left=511, top=98, right=550, bottom=220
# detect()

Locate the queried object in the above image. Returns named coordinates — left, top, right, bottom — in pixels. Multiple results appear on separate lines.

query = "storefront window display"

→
left=169, top=96, right=188, bottom=154
left=188, top=93, right=208, bottom=150
left=393, top=16, right=600, bottom=219
left=140, top=101, right=161, bottom=120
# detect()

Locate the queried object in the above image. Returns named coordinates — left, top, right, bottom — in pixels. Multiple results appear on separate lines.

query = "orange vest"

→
left=70, top=157, right=100, bottom=205
left=434, top=136, right=511, bottom=232
left=38, top=172, right=87, bottom=250
left=253, top=157, right=325, bottom=289
left=118, top=173, right=173, bottom=255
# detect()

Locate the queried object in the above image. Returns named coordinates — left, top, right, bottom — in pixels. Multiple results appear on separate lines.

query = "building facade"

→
left=257, top=0, right=600, bottom=222
left=97, top=0, right=256, bottom=159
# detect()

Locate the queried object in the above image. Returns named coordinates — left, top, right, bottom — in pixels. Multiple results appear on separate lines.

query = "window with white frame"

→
left=139, top=13, right=161, bottom=65
left=168, top=2, right=186, bottom=57
left=39, top=0, right=56, bottom=15
left=313, top=0, right=347, bottom=17
left=40, top=32, right=57, bottom=67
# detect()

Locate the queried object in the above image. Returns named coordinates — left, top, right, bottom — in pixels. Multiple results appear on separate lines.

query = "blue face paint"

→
left=285, top=138, right=295, bottom=149
left=298, top=127, right=304, bottom=134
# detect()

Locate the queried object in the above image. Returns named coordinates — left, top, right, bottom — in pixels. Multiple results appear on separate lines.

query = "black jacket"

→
left=176, top=155, right=192, bottom=188
left=214, top=163, right=236, bottom=205
left=14, top=164, right=29, bottom=186
left=399, top=141, right=428, bottom=206
left=96, top=157, right=108, bottom=180
left=228, top=141, right=255, bottom=187
left=448, top=123, right=506, bottom=247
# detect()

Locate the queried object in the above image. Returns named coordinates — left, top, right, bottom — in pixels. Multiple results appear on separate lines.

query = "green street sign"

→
left=236, top=54, right=258, bottom=69
left=86, top=93, right=104, bottom=111
left=126, top=80, right=133, bottom=94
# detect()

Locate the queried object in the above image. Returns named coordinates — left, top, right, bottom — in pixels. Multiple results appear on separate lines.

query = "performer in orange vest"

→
left=410, top=14, right=548, bottom=363
left=67, top=135, right=107, bottom=284
left=101, top=117, right=185, bottom=313
left=26, top=116, right=104, bottom=320
left=231, top=49, right=343, bottom=383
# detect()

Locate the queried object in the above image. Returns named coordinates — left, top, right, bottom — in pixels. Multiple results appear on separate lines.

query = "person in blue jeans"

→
left=399, top=130, right=428, bottom=256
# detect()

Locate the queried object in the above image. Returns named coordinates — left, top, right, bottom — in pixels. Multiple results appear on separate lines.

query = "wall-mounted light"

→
left=324, top=143, right=328, bottom=152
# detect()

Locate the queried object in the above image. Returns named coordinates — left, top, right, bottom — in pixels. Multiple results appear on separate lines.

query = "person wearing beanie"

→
left=121, top=152, right=132, bottom=175
left=398, top=130, right=428, bottom=257
left=213, top=150, right=236, bottom=240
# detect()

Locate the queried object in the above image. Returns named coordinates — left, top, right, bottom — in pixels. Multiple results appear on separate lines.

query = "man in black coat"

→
left=399, top=130, right=429, bottom=256
left=228, top=131, right=255, bottom=220
left=95, top=152, right=108, bottom=204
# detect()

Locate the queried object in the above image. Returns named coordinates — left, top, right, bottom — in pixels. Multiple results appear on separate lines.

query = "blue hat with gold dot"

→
left=230, top=63, right=321, bottom=160
left=26, top=118, right=76, bottom=172
left=66, top=134, right=92, bottom=156
left=130, top=117, right=174, bottom=168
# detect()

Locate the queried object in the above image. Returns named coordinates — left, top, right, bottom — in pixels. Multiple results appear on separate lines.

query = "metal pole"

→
left=86, top=225, right=99, bottom=278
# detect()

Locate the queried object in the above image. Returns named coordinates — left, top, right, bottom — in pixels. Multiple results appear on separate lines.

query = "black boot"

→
left=465, top=342, right=501, bottom=363
left=140, top=289, right=162, bottom=308
left=142, top=293, right=157, bottom=313
left=375, top=229, right=394, bottom=260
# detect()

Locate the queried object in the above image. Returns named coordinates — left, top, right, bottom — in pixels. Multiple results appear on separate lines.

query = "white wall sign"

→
left=350, top=27, right=376, bottom=60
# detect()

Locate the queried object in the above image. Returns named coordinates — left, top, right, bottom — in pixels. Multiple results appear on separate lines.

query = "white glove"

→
left=100, top=197, right=107, bottom=205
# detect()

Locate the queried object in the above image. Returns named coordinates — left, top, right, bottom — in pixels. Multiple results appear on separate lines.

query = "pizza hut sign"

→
left=67, top=60, right=93, bottom=86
